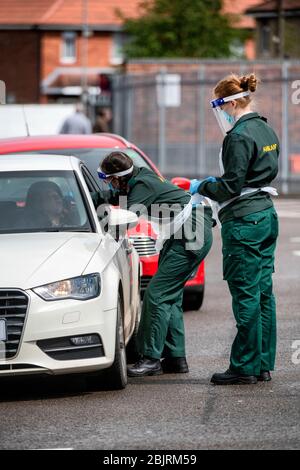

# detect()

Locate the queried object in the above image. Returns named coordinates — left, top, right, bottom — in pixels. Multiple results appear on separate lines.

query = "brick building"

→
left=0, top=0, right=263, bottom=104
left=246, top=0, right=300, bottom=58
left=0, top=0, right=141, bottom=104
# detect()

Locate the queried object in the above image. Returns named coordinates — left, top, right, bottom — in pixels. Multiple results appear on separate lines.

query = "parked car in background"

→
left=0, top=134, right=205, bottom=310
left=0, top=154, right=140, bottom=389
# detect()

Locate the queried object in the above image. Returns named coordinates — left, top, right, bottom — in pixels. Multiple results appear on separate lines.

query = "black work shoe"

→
left=256, top=371, right=272, bottom=382
left=127, top=357, right=162, bottom=377
left=161, top=357, right=189, bottom=374
left=211, top=369, right=257, bottom=385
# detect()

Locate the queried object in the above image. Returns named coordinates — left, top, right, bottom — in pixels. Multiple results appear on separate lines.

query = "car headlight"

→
left=33, top=273, right=101, bottom=301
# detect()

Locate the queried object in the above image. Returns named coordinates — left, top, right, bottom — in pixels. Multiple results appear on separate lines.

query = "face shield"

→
left=97, top=165, right=134, bottom=181
left=210, top=91, right=250, bottom=136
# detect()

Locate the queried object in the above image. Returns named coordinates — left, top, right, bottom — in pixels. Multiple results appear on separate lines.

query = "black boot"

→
left=161, top=357, right=189, bottom=374
left=127, top=357, right=162, bottom=377
left=256, top=371, right=272, bottom=382
left=211, top=369, right=257, bottom=385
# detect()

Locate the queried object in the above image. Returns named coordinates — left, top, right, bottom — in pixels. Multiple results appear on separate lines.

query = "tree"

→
left=118, top=0, right=247, bottom=59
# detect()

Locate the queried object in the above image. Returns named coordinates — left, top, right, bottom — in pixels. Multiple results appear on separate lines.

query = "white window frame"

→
left=61, top=32, right=77, bottom=64
left=110, top=32, right=126, bottom=66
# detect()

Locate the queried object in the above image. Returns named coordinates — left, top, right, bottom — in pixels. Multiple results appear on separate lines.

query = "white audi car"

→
left=0, top=154, right=141, bottom=389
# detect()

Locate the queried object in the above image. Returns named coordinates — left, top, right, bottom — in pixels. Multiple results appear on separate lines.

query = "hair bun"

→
left=240, top=76, right=249, bottom=91
left=240, top=73, right=258, bottom=93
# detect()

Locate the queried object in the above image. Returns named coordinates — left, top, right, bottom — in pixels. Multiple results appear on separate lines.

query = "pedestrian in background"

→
left=59, top=102, right=92, bottom=134
left=93, top=108, right=112, bottom=133
left=190, top=73, right=279, bottom=385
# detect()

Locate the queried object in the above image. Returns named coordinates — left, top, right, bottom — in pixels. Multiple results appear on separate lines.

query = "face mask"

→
left=222, top=110, right=235, bottom=125
left=108, top=182, right=119, bottom=194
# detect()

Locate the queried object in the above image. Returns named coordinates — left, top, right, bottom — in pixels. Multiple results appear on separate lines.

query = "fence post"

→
left=198, top=66, right=206, bottom=177
left=124, top=75, right=133, bottom=141
left=157, top=68, right=167, bottom=174
left=281, top=61, right=289, bottom=195
left=112, top=74, right=120, bottom=135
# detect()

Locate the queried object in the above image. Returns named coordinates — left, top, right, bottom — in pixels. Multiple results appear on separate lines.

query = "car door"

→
left=80, top=164, right=134, bottom=338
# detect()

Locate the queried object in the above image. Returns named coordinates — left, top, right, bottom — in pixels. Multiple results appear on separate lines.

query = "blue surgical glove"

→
left=189, top=179, right=202, bottom=195
left=204, top=176, right=217, bottom=183
left=190, top=177, right=217, bottom=195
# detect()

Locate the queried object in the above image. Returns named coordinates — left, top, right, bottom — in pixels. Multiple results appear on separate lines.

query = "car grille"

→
left=140, top=276, right=152, bottom=293
left=0, top=290, right=29, bottom=359
left=130, top=236, right=158, bottom=257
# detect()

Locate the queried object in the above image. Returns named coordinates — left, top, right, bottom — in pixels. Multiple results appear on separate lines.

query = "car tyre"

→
left=126, top=284, right=141, bottom=364
left=103, top=293, right=128, bottom=390
left=183, top=286, right=205, bottom=312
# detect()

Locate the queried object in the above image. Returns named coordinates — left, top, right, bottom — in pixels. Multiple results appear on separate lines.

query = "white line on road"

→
left=277, top=212, right=300, bottom=218
left=293, top=251, right=300, bottom=257
left=290, top=238, right=300, bottom=243
left=38, top=448, right=73, bottom=451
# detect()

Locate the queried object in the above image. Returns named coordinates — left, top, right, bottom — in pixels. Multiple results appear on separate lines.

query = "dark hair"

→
left=101, top=151, right=133, bottom=175
left=26, top=181, right=63, bottom=209
left=101, top=151, right=134, bottom=192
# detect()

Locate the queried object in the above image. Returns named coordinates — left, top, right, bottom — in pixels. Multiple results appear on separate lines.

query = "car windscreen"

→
left=11, top=148, right=153, bottom=191
left=0, top=170, right=92, bottom=234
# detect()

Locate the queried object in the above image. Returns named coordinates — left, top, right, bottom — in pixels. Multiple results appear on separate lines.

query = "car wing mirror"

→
left=108, top=208, right=139, bottom=229
left=108, top=208, right=139, bottom=241
left=171, top=177, right=191, bottom=191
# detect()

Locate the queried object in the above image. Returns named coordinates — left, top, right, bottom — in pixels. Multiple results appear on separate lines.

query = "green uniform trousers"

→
left=222, top=206, right=279, bottom=375
left=137, top=210, right=213, bottom=359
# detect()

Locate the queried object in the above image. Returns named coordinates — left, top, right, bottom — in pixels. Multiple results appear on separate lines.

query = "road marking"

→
left=38, top=448, right=73, bottom=451
left=277, top=211, right=300, bottom=218
left=290, top=238, right=300, bottom=243
left=293, top=251, right=300, bottom=257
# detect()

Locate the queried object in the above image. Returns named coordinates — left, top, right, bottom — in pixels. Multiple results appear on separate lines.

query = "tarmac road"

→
left=0, top=199, right=299, bottom=450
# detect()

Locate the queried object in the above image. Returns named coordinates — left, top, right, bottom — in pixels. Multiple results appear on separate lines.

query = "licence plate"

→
left=0, top=319, right=7, bottom=341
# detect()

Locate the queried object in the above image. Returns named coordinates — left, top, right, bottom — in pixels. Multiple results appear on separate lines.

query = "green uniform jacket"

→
left=92, top=166, right=191, bottom=215
left=198, top=112, right=279, bottom=223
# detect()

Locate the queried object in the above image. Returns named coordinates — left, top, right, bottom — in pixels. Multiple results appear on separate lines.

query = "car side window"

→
left=81, top=165, right=99, bottom=193
left=81, top=165, right=109, bottom=233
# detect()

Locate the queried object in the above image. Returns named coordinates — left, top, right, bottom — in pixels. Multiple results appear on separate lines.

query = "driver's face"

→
left=42, top=190, right=63, bottom=215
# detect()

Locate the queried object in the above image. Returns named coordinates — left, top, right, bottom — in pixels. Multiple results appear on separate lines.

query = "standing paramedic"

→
left=95, top=151, right=213, bottom=377
left=190, top=73, right=279, bottom=385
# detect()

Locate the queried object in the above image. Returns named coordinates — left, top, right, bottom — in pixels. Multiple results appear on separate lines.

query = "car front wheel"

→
left=183, top=286, right=205, bottom=312
left=103, top=293, right=127, bottom=390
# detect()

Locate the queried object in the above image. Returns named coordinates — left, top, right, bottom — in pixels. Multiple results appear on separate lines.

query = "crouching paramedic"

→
left=93, top=151, right=213, bottom=377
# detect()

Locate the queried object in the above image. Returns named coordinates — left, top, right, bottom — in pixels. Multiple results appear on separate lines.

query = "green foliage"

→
left=118, top=0, right=247, bottom=59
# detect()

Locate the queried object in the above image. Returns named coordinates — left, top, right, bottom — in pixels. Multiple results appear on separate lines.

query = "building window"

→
left=110, top=33, right=126, bottom=65
left=61, top=32, right=77, bottom=63
left=260, top=22, right=271, bottom=56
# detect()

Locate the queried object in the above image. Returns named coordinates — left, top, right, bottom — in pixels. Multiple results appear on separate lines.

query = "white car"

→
left=0, top=154, right=141, bottom=389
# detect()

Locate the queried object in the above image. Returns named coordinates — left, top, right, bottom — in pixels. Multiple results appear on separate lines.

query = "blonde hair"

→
left=214, top=73, right=259, bottom=109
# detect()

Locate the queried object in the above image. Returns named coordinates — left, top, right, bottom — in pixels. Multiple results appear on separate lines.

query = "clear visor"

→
left=212, top=107, right=233, bottom=136
left=210, top=91, right=250, bottom=136
left=97, top=165, right=134, bottom=180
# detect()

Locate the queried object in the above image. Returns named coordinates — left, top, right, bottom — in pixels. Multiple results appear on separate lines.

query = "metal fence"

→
left=113, top=60, right=300, bottom=195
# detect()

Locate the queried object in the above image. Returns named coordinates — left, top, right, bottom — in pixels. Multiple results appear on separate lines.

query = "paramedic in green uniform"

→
left=190, top=73, right=279, bottom=385
left=95, top=151, right=213, bottom=377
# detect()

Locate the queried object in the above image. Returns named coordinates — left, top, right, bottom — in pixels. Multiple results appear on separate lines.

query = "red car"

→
left=0, top=133, right=205, bottom=310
